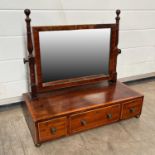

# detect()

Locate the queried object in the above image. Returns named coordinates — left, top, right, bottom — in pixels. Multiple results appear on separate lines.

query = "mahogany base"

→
left=22, top=81, right=144, bottom=146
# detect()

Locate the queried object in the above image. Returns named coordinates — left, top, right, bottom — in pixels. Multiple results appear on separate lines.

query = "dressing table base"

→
left=22, top=81, right=143, bottom=146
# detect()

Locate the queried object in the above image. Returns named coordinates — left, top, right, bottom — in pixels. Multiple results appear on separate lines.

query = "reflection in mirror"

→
left=39, top=28, right=111, bottom=83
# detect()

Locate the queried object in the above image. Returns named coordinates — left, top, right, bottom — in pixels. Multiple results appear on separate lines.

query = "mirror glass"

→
left=39, top=28, right=111, bottom=83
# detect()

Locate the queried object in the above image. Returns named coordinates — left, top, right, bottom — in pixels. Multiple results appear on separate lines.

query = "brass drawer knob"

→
left=129, top=108, right=135, bottom=113
left=107, top=113, right=112, bottom=119
left=50, top=127, right=57, bottom=134
left=81, top=120, right=87, bottom=126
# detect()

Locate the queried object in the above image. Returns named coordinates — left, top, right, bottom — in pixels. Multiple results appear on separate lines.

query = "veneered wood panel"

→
left=23, top=81, right=142, bottom=122
left=121, top=98, right=143, bottom=119
left=23, top=81, right=144, bottom=145
left=38, top=117, right=67, bottom=142
left=70, top=104, right=120, bottom=133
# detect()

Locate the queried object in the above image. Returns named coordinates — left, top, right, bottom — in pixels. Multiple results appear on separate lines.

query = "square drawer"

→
left=70, top=104, right=121, bottom=134
left=121, top=98, right=143, bottom=120
left=38, top=117, right=67, bottom=142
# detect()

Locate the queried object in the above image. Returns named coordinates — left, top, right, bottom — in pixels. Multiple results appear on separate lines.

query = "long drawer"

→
left=70, top=104, right=121, bottom=134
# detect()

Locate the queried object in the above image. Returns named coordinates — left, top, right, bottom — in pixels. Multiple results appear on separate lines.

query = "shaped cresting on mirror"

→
left=23, top=9, right=121, bottom=98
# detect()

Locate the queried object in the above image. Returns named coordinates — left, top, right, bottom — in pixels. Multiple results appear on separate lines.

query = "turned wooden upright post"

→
left=110, top=9, right=121, bottom=82
left=24, top=9, right=37, bottom=98
left=115, top=9, right=121, bottom=54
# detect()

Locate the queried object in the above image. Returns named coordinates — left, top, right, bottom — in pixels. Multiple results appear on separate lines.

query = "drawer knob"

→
left=81, top=120, right=87, bottom=126
left=129, top=108, right=135, bottom=113
left=50, top=127, right=57, bottom=134
left=107, top=113, right=112, bottom=119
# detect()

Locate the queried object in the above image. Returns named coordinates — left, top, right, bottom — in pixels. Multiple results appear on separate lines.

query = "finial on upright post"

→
left=115, top=9, right=121, bottom=24
left=24, top=9, right=37, bottom=99
left=24, top=9, right=31, bottom=17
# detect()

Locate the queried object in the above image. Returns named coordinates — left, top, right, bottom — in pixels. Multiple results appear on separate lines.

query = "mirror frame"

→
left=23, top=9, right=121, bottom=98
left=33, top=24, right=117, bottom=93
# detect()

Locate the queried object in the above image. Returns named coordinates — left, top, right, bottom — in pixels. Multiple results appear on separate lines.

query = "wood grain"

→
left=32, top=23, right=118, bottom=93
left=70, top=104, right=120, bottom=134
left=38, top=117, right=67, bottom=142
left=24, top=9, right=121, bottom=95
left=23, top=81, right=143, bottom=145
left=23, top=81, right=142, bottom=122
left=121, top=98, right=143, bottom=119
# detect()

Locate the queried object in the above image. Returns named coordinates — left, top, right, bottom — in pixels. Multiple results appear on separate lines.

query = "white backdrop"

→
left=0, top=0, right=155, bottom=105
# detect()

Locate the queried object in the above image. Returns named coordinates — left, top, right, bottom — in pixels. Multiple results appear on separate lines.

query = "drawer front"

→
left=38, top=117, right=67, bottom=142
left=121, top=98, right=143, bottom=120
left=70, top=104, right=121, bottom=134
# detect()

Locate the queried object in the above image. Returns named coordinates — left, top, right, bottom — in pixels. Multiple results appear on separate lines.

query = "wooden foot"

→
left=135, top=114, right=140, bottom=118
left=35, top=143, right=41, bottom=147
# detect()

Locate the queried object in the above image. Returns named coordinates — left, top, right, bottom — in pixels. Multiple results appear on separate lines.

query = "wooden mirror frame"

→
left=23, top=9, right=121, bottom=98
